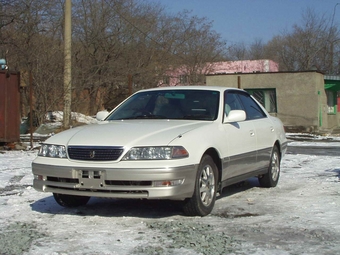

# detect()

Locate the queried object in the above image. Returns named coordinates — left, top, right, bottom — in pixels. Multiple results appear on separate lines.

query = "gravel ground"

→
left=0, top=144, right=340, bottom=255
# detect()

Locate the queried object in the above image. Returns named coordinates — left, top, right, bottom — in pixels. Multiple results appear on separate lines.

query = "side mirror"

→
left=96, top=110, right=109, bottom=121
left=223, top=110, right=246, bottom=123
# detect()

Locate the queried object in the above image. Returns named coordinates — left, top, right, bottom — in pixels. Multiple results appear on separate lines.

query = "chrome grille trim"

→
left=68, top=146, right=124, bottom=161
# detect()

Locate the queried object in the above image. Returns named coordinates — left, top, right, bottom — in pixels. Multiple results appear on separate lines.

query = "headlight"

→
left=122, top=146, right=189, bottom=160
left=38, top=144, right=67, bottom=158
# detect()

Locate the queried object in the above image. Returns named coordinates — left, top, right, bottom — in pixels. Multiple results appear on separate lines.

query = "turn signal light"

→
left=154, top=179, right=184, bottom=187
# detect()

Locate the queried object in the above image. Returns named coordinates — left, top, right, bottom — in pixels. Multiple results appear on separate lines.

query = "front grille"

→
left=68, top=146, right=124, bottom=161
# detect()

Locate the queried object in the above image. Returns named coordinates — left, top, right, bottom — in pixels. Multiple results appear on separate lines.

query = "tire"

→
left=53, top=193, right=90, bottom=207
left=183, top=155, right=218, bottom=216
left=259, top=146, right=280, bottom=188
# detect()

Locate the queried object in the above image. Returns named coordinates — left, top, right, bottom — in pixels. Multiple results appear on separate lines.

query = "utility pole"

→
left=29, top=72, right=33, bottom=149
left=63, top=0, right=72, bottom=129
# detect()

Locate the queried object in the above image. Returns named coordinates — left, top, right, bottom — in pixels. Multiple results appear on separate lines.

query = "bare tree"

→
left=72, top=0, right=177, bottom=112
left=167, top=11, right=227, bottom=84
left=0, top=0, right=64, bottom=123
left=265, top=8, right=340, bottom=72
left=248, top=39, right=266, bottom=60
left=0, top=0, right=231, bottom=118
left=227, top=42, right=248, bottom=61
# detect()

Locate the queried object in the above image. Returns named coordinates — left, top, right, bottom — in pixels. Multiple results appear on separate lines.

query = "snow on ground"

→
left=47, top=111, right=97, bottom=124
left=0, top=135, right=340, bottom=254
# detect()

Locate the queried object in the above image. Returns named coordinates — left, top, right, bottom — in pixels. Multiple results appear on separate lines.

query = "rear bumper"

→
left=32, top=162, right=197, bottom=200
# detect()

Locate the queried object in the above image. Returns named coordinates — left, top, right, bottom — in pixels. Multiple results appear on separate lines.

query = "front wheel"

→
left=183, top=155, right=218, bottom=216
left=53, top=193, right=90, bottom=207
left=259, top=146, right=280, bottom=188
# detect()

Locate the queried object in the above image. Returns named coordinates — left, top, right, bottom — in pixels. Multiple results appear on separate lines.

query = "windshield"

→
left=106, top=89, right=220, bottom=121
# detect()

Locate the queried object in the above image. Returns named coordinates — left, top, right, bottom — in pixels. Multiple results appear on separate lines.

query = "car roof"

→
left=138, top=86, right=244, bottom=93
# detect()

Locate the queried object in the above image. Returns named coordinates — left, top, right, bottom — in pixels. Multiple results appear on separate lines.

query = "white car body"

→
left=32, top=86, right=288, bottom=216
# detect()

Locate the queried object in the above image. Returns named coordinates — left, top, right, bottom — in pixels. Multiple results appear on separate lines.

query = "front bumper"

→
left=32, top=162, right=197, bottom=200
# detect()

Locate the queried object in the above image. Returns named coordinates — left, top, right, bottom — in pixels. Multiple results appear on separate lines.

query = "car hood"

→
left=46, top=120, right=212, bottom=147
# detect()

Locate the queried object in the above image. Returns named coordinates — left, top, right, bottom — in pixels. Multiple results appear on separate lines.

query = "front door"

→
left=222, top=91, right=257, bottom=181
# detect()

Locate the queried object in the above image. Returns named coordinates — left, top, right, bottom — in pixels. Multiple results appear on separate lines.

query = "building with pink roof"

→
left=160, top=59, right=279, bottom=86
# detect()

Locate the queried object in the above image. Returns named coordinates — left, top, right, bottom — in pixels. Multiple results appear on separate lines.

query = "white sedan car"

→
left=32, top=86, right=287, bottom=216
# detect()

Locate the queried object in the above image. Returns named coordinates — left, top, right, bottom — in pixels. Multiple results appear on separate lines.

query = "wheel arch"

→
left=274, top=140, right=282, bottom=160
left=203, top=148, right=222, bottom=187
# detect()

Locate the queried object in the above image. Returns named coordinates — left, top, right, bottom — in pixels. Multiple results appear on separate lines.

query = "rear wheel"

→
left=53, top=193, right=90, bottom=207
left=183, top=155, right=218, bottom=216
left=259, top=146, right=280, bottom=187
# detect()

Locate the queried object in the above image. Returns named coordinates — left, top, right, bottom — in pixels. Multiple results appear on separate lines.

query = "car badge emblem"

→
left=89, top=151, right=96, bottom=159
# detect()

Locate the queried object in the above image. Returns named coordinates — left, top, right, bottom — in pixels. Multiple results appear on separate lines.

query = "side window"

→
left=238, top=93, right=267, bottom=120
left=224, top=91, right=244, bottom=116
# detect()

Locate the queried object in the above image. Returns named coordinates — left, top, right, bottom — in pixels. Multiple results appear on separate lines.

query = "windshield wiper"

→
left=183, top=115, right=213, bottom=120
left=135, top=114, right=167, bottom=119
left=116, top=115, right=167, bottom=120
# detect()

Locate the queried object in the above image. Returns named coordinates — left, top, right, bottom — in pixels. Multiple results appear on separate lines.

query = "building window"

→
left=246, top=89, right=277, bottom=113
left=326, top=90, right=336, bottom=114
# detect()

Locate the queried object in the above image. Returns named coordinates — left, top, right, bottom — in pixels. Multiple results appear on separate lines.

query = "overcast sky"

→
left=148, top=0, right=340, bottom=45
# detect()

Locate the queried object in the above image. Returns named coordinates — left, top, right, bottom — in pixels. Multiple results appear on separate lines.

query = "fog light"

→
left=154, top=179, right=184, bottom=187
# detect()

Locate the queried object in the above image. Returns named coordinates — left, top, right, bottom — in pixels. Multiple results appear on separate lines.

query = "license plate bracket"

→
left=77, top=170, right=106, bottom=188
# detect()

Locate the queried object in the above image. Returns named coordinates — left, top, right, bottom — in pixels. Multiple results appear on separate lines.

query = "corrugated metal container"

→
left=0, top=71, right=20, bottom=143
